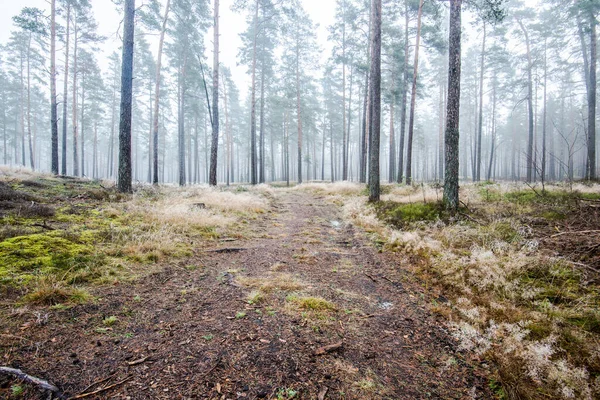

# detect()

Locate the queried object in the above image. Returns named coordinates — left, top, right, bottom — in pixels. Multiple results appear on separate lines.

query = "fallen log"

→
left=314, top=341, right=343, bottom=356
left=0, top=366, right=63, bottom=397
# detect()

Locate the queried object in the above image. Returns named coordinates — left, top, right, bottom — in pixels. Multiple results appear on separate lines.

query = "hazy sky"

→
left=0, top=0, right=337, bottom=100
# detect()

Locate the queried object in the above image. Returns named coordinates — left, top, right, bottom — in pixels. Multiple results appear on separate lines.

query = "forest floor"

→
left=1, top=170, right=599, bottom=400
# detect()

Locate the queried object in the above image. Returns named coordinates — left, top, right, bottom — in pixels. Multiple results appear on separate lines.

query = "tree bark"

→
left=209, top=0, right=219, bottom=186
left=368, top=0, right=381, bottom=202
left=296, top=34, right=303, bottom=184
left=360, top=73, right=368, bottom=183
left=61, top=3, right=70, bottom=175
left=443, top=0, right=461, bottom=213
left=388, top=95, right=395, bottom=183
left=152, top=0, right=170, bottom=185
left=588, top=10, right=597, bottom=180
left=397, top=0, right=409, bottom=183
left=72, top=15, right=79, bottom=176
left=250, top=0, right=259, bottom=185
left=26, top=34, right=34, bottom=170
left=476, top=23, right=486, bottom=182
left=405, top=0, right=424, bottom=185
left=117, top=0, right=135, bottom=193
left=50, top=0, right=58, bottom=174
left=342, top=0, right=348, bottom=181
left=516, top=18, right=534, bottom=183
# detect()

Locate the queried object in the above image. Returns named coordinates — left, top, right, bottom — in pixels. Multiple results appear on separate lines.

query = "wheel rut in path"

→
left=1, top=190, right=490, bottom=399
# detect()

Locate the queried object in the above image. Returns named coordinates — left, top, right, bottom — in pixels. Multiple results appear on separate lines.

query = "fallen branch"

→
left=68, top=375, right=132, bottom=399
left=551, top=230, right=600, bottom=238
left=0, top=367, right=62, bottom=396
left=363, top=273, right=377, bottom=282
left=127, top=356, right=150, bottom=366
left=205, top=247, right=248, bottom=253
left=78, top=373, right=117, bottom=395
left=314, top=341, right=343, bottom=356
left=459, top=212, right=482, bottom=225
left=318, top=386, right=329, bottom=400
left=32, top=222, right=55, bottom=231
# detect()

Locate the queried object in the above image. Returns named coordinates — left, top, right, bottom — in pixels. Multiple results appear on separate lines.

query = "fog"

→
left=0, top=0, right=596, bottom=187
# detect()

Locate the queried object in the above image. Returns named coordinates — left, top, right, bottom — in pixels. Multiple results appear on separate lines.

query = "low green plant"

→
left=103, top=316, right=118, bottom=326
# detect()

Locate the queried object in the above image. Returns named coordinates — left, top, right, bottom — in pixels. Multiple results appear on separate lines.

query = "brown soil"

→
left=1, top=190, right=491, bottom=399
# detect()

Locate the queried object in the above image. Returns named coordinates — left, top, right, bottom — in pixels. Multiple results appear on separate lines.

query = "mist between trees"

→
left=1, top=0, right=598, bottom=200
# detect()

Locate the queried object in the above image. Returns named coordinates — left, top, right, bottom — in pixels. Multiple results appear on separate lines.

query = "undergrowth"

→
left=0, top=170, right=271, bottom=304
left=343, top=182, right=600, bottom=399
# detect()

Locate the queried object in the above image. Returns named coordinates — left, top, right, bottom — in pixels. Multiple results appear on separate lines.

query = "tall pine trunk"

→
left=368, top=0, right=381, bottom=201
left=476, top=23, right=486, bottom=182
left=517, top=18, right=534, bottom=183
left=405, top=0, right=424, bottom=185
left=50, top=0, right=58, bottom=174
left=588, top=10, right=597, bottom=180
left=72, top=18, right=79, bottom=176
left=117, top=0, right=135, bottom=193
left=397, top=1, right=409, bottom=183
left=152, top=0, right=170, bottom=184
left=26, top=34, right=34, bottom=170
left=209, top=0, right=219, bottom=186
left=296, top=35, right=303, bottom=184
left=443, top=0, right=461, bottom=213
left=61, top=3, right=70, bottom=175
left=249, top=0, right=259, bottom=184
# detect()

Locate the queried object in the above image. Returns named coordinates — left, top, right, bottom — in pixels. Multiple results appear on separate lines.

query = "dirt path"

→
left=1, top=190, right=490, bottom=399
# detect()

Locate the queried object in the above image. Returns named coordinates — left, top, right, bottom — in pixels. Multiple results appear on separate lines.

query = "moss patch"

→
left=374, top=201, right=444, bottom=228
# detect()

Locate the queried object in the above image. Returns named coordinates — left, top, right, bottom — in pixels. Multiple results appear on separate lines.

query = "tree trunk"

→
left=476, top=23, right=486, bottom=182
left=397, top=0, right=409, bottom=183
left=588, top=10, right=597, bottom=180
left=72, top=18, right=79, bottom=176
left=541, top=38, right=547, bottom=185
left=50, top=0, right=58, bottom=174
left=26, top=34, right=34, bottom=170
left=61, top=3, right=70, bottom=175
left=487, top=71, right=497, bottom=181
left=152, top=0, right=170, bottom=184
left=368, top=0, right=381, bottom=202
left=360, top=73, right=368, bottom=183
left=388, top=95, right=395, bottom=183
left=209, top=0, right=219, bottom=186
left=117, top=0, right=135, bottom=193
left=81, top=71, right=85, bottom=177
left=443, top=0, right=461, bottom=213
left=296, top=35, right=302, bottom=184
left=178, top=64, right=187, bottom=186
left=93, top=121, right=98, bottom=179
left=405, top=0, right=424, bottom=185
left=250, top=0, right=259, bottom=185
left=342, top=0, right=348, bottom=180
left=222, top=77, right=230, bottom=186
left=516, top=18, right=534, bottom=183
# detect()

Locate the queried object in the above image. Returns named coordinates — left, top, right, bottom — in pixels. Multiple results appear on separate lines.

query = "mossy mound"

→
left=374, top=201, right=444, bottom=228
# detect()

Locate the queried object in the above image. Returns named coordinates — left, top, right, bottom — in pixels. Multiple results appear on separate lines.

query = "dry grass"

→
left=237, top=273, right=306, bottom=293
left=0, top=169, right=271, bottom=304
left=295, top=181, right=365, bottom=196
left=337, top=181, right=600, bottom=399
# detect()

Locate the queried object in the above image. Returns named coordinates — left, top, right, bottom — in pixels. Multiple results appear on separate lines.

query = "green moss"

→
left=566, top=311, right=600, bottom=333
left=479, top=187, right=503, bottom=202
left=541, top=210, right=566, bottom=220
left=375, top=201, right=444, bottom=228
left=0, top=233, right=93, bottom=275
left=579, top=192, right=600, bottom=200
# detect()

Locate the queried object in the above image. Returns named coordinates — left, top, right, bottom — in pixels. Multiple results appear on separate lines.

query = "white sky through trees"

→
left=0, top=0, right=337, bottom=101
